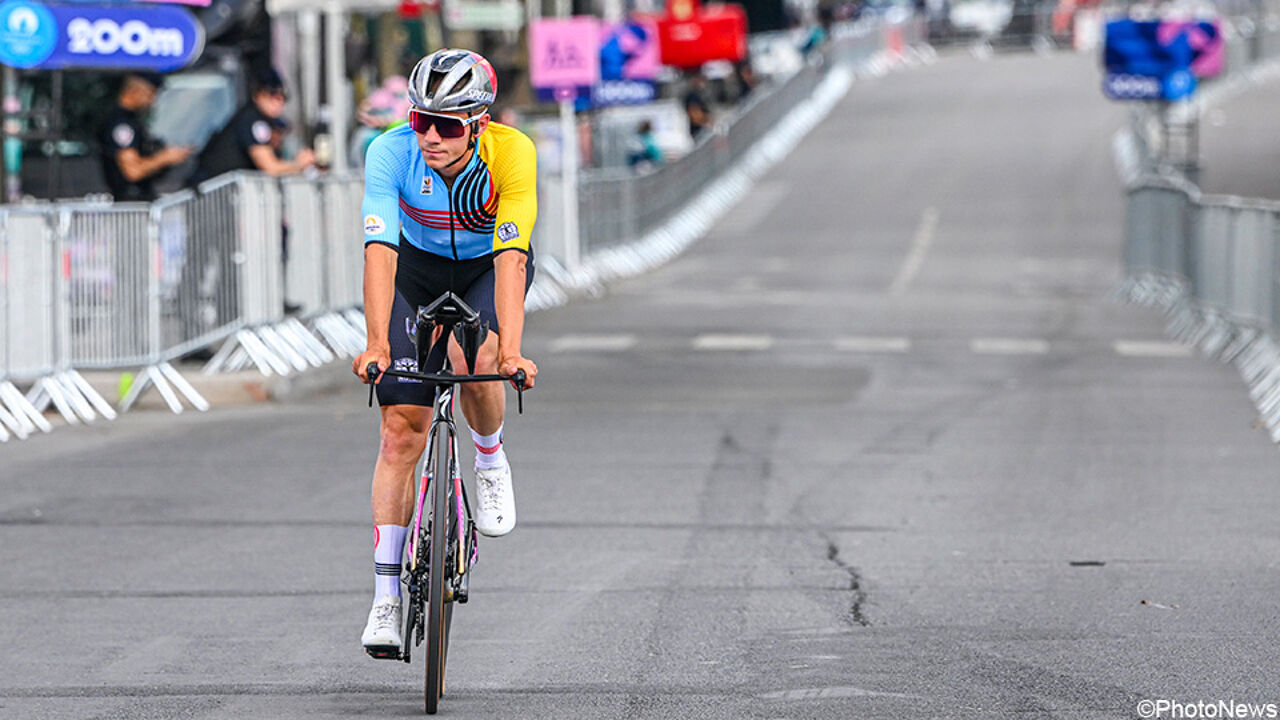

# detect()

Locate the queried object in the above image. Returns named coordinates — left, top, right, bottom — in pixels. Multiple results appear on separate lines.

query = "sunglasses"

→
left=408, top=109, right=481, bottom=139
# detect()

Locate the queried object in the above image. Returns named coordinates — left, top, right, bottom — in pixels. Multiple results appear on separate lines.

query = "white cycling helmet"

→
left=408, top=48, right=497, bottom=115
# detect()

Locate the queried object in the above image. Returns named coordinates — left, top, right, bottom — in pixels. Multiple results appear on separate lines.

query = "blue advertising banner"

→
left=1103, top=18, right=1223, bottom=101
left=0, top=0, right=204, bottom=71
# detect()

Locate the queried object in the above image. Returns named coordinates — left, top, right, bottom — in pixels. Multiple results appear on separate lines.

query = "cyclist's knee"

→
left=380, top=408, right=429, bottom=464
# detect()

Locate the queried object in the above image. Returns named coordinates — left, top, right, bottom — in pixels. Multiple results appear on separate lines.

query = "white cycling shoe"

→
left=475, top=461, right=516, bottom=537
left=361, top=596, right=403, bottom=657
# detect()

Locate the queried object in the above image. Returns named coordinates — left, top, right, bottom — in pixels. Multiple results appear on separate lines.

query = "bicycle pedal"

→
left=364, top=646, right=403, bottom=661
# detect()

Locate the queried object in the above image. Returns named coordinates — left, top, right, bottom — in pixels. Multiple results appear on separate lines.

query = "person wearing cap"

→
left=99, top=72, right=192, bottom=202
left=190, top=68, right=315, bottom=184
left=353, top=48, right=539, bottom=657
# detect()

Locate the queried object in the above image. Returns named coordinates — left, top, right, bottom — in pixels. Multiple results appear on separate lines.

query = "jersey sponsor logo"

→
left=496, top=221, right=519, bottom=243
left=421, top=175, right=432, bottom=195
left=111, top=122, right=134, bottom=148
left=251, top=120, right=271, bottom=144
left=364, top=214, right=386, bottom=235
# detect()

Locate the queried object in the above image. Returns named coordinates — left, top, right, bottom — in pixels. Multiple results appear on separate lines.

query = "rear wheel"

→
left=424, top=426, right=454, bottom=714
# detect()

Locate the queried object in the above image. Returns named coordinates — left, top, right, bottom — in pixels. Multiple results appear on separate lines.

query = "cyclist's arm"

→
left=493, top=250, right=528, bottom=362
left=355, top=136, right=404, bottom=381
left=363, top=243, right=397, bottom=357
left=489, top=130, right=538, bottom=384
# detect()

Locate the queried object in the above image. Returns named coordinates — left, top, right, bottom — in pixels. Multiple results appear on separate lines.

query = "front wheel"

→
left=424, top=426, right=454, bottom=714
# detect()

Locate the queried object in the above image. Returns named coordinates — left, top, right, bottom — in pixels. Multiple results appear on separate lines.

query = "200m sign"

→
left=67, top=18, right=187, bottom=57
left=0, top=1, right=204, bottom=71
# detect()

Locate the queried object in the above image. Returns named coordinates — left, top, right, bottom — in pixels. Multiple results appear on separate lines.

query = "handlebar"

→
left=366, top=363, right=527, bottom=413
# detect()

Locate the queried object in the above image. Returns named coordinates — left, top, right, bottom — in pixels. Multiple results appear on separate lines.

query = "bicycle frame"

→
left=407, top=380, right=477, bottom=582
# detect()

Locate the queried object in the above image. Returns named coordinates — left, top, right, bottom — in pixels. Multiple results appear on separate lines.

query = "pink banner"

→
left=529, top=17, right=600, bottom=89
left=601, top=19, right=660, bottom=81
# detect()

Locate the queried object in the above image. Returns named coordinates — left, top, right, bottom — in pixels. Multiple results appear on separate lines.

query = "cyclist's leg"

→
left=446, top=256, right=535, bottom=537
left=448, top=331, right=503, bottom=434
left=374, top=290, right=442, bottom=528
left=373, top=405, right=429, bottom=527
left=364, top=290, right=443, bottom=652
left=448, top=254, right=535, bottom=435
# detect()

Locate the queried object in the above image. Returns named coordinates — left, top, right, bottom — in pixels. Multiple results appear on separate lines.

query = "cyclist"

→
left=353, top=49, right=539, bottom=655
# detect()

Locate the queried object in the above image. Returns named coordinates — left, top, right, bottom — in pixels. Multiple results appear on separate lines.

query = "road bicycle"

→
left=364, top=291, right=526, bottom=714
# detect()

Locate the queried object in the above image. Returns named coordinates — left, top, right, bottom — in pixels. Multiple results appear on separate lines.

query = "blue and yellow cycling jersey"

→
left=361, top=122, right=537, bottom=259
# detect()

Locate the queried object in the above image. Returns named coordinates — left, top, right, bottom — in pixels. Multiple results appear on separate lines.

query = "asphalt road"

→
left=5, top=51, right=1280, bottom=719
left=1199, top=69, right=1280, bottom=200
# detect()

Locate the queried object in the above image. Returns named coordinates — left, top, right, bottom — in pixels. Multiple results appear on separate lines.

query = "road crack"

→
left=823, top=536, right=871, bottom=627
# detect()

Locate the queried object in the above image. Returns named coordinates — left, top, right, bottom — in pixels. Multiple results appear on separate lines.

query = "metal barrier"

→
left=204, top=172, right=354, bottom=378
left=0, top=210, right=57, bottom=438
left=1122, top=177, right=1280, bottom=440
left=1120, top=4, right=1280, bottom=442
left=0, top=171, right=369, bottom=433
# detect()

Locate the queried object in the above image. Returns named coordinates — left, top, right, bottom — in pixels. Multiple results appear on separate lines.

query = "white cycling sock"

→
left=471, top=425, right=507, bottom=470
left=373, top=524, right=407, bottom=599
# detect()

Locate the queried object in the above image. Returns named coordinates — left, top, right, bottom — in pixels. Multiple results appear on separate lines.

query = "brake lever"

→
left=512, top=369, right=526, bottom=415
left=367, top=363, right=380, bottom=407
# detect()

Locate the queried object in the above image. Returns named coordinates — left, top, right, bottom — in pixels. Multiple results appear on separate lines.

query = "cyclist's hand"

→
left=499, top=354, right=537, bottom=389
left=354, top=347, right=390, bottom=383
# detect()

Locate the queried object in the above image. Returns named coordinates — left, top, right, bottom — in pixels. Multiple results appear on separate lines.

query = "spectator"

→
left=269, top=115, right=290, bottom=153
left=627, top=120, right=663, bottom=169
left=351, top=76, right=411, bottom=167
left=99, top=72, right=191, bottom=202
left=683, top=72, right=712, bottom=141
left=734, top=60, right=758, bottom=103
left=189, top=67, right=315, bottom=185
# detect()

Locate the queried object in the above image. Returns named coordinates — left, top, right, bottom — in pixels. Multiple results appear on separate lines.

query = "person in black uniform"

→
left=683, top=71, right=712, bottom=141
left=182, top=68, right=314, bottom=338
left=190, top=68, right=314, bottom=184
left=99, top=72, right=191, bottom=202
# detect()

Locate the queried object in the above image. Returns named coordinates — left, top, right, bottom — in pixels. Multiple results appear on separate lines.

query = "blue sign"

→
left=592, top=79, right=655, bottom=105
left=0, top=1, right=58, bottom=68
left=1103, top=19, right=1221, bottom=102
left=0, top=1, right=203, bottom=72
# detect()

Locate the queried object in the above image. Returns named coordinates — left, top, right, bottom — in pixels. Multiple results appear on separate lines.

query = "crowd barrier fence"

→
left=0, top=172, right=368, bottom=437
left=1120, top=4, right=1280, bottom=442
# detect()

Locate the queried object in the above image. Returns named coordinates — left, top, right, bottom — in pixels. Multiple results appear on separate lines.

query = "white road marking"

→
left=693, top=334, right=775, bottom=351
left=761, top=686, right=924, bottom=701
left=1113, top=340, right=1193, bottom=358
left=888, top=207, right=940, bottom=296
left=970, top=338, right=1050, bottom=355
left=549, top=334, right=637, bottom=353
left=834, top=336, right=911, bottom=353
